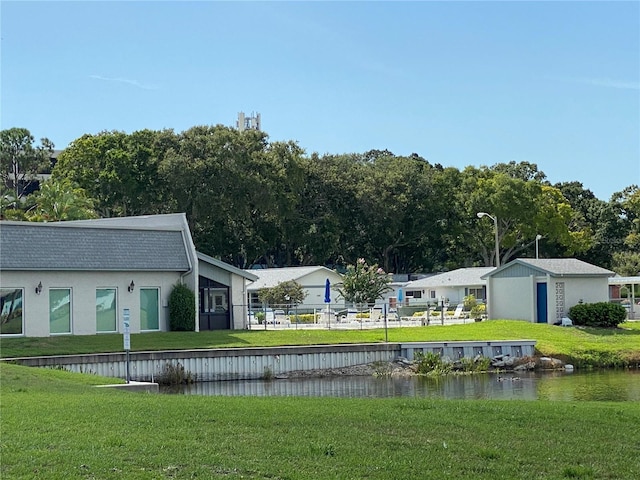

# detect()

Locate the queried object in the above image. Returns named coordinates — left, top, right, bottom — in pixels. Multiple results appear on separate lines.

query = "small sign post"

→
left=384, top=303, right=388, bottom=343
left=123, top=308, right=131, bottom=383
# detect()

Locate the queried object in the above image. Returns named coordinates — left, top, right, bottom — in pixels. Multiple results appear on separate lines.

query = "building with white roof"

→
left=245, top=266, right=344, bottom=312
left=401, top=267, right=495, bottom=306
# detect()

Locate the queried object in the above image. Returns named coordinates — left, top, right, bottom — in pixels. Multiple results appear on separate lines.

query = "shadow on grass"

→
left=580, top=325, right=640, bottom=337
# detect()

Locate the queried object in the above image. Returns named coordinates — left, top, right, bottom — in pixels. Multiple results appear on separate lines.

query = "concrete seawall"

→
left=4, top=340, right=536, bottom=382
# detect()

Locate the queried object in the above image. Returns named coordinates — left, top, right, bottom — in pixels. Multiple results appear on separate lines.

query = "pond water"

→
left=162, top=370, right=640, bottom=402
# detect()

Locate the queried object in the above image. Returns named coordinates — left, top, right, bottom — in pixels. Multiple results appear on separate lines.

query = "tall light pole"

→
left=535, top=234, right=542, bottom=259
left=477, top=212, right=500, bottom=268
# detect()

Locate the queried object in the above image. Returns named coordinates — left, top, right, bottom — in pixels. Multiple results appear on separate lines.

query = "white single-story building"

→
left=245, top=266, right=345, bottom=312
left=482, top=258, right=614, bottom=323
left=0, top=214, right=257, bottom=337
left=401, top=267, right=495, bottom=306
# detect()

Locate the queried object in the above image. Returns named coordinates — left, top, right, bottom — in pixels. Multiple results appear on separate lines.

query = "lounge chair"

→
left=445, top=304, right=467, bottom=323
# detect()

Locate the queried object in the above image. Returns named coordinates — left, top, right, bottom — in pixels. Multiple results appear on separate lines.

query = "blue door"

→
left=536, top=283, right=548, bottom=323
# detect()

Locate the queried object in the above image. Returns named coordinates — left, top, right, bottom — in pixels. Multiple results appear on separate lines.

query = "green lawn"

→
left=1, top=363, right=639, bottom=480
left=2, top=320, right=639, bottom=367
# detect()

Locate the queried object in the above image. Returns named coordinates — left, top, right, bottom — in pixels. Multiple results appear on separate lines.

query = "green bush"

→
left=568, top=302, right=626, bottom=328
left=157, top=362, right=195, bottom=385
left=168, top=283, right=196, bottom=331
left=292, top=314, right=315, bottom=324
left=470, top=304, right=486, bottom=319
left=414, top=351, right=452, bottom=375
left=457, top=356, right=491, bottom=372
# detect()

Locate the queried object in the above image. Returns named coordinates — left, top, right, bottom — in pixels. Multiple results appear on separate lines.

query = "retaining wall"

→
left=5, top=340, right=536, bottom=382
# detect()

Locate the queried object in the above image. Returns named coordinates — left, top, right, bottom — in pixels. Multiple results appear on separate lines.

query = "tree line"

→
left=1, top=126, right=638, bottom=275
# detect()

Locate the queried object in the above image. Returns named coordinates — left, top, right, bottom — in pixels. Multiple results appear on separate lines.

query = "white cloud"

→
left=89, top=75, right=159, bottom=90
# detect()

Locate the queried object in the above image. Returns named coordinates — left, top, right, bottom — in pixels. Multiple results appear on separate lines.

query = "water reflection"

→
left=162, top=370, right=640, bottom=402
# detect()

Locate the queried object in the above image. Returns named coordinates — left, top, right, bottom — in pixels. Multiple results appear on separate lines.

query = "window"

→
left=430, top=291, right=436, bottom=299
left=140, top=288, right=159, bottom=330
left=96, top=288, right=117, bottom=332
left=202, top=288, right=228, bottom=313
left=1, top=288, right=23, bottom=335
left=466, top=287, right=486, bottom=301
left=249, top=292, right=261, bottom=310
left=473, top=346, right=484, bottom=357
left=406, top=290, right=422, bottom=299
left=453, top=347, right=465, bottom=359
left=50, top=288, right=71, bottom=334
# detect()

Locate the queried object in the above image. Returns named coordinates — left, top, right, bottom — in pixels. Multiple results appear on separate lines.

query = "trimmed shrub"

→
left=568, top=302, right=626, bottom=328
left=290, top=314, right=315, bottom=324
left=168, top=283, right=196, bottom=331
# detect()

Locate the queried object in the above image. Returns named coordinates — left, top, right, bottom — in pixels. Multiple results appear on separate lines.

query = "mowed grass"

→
left=2, top=320, right=640, bottom=367
left=0, top=363, right=639, bottom=480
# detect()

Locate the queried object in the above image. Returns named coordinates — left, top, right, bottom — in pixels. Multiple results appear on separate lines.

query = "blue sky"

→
left=2, top=1, right=639, bottom=201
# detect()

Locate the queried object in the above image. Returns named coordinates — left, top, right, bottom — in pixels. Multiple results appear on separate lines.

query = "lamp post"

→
left=477, top=212, right=500, bottom=268
left=535, top=234, right=542, bottom=259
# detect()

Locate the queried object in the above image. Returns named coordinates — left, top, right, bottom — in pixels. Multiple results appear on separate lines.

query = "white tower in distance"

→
left=236, top=112, right=261, bottom=132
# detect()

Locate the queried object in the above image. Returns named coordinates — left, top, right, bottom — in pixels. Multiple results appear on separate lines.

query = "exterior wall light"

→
left=35, top=281, right=43, bottom=295
left=128, top=281, right=135, bottom=292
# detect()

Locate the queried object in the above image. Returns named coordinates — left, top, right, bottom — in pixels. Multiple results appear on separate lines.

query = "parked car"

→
left=273, top=309, right=288, bottom=324
left=263, top=308, right=275, bottom=324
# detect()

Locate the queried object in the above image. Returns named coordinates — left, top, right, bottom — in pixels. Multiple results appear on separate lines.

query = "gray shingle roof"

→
left=1, top=222, right=191, bottom=271
left=405, top=267, right=495, bottom=289
left=484, top=258, right=614, bottom=278
left=518, top=258, right=614, bottom=276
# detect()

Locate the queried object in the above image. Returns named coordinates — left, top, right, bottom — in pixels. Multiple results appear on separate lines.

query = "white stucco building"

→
left=401, top=267, right=495, bottom=306
left=245, top=266, right=344, bottom=312
left=0, top=214, right=257, bottom=337
left=482, top=258, right=614, bottom=323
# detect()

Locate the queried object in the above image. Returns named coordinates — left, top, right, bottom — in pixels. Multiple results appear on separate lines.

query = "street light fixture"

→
left=477, top=212, right=500, bottom=268
left=535, top=234, right=542, bottom=259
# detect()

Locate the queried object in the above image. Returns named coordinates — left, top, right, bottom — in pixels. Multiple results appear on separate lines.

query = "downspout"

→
left=178, top=216, right=198, bottom=333
left=530, top=275, right=536, bottom=323
left=241, top=279, right=248, bottom=330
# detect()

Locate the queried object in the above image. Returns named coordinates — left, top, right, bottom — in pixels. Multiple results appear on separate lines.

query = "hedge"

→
left=168, top=283, right=196, bottom=331
left=568, top=302, right=626, bottom=328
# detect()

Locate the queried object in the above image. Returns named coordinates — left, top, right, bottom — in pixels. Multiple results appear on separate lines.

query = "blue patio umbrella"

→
left=397, top=288, right=404, bottom=304
left=324, top=278, right=331, bottom=303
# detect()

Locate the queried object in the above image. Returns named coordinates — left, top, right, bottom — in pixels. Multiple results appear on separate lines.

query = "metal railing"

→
left=243, top=303, right=477, bottom=330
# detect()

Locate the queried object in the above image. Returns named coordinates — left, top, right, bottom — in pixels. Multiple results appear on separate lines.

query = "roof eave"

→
left=197, top=252, right=259, bottom=281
